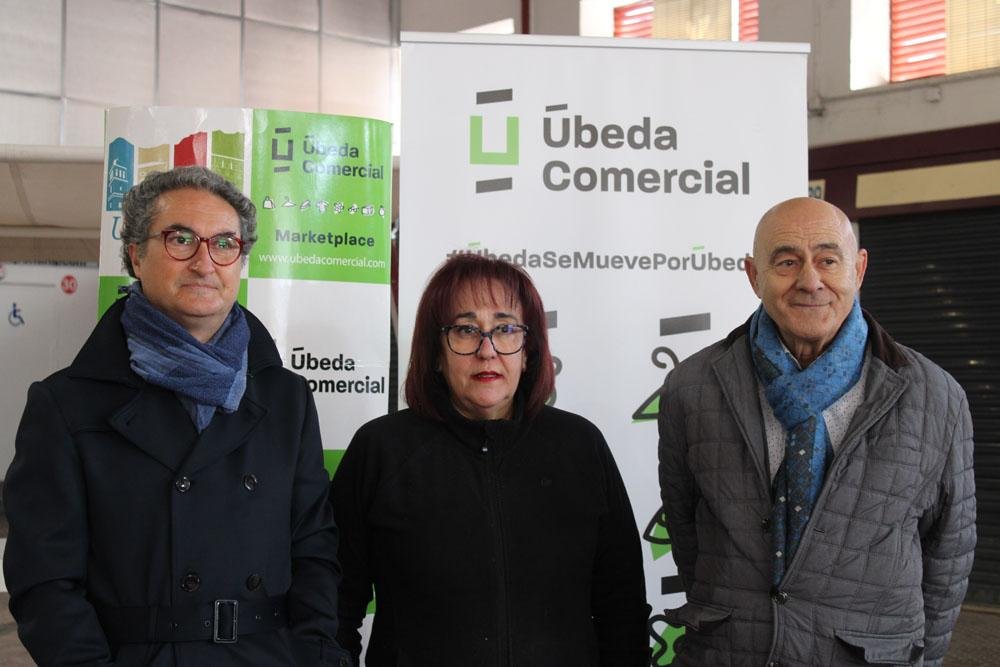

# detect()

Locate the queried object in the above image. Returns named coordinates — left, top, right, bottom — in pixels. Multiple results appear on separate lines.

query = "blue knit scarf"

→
left=750, top=299, right=868, bottom=584
left=121, top=282, right=249, bottom=432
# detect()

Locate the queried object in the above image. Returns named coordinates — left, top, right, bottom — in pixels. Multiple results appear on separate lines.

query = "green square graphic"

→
left=211, top=129, right=245, bottom=191
left=98, top=275, right=133, bottom=316
left=249, top=110, right=393, bottom=284
left=323, top=449, right=347, bottom=478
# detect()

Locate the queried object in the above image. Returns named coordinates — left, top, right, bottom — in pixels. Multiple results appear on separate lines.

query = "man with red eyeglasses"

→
left=4, top=166, right=351, bottom=666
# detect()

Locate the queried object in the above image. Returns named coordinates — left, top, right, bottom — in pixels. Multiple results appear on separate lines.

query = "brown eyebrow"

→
left=454, top=311, right=518, bottom=321
left=814, top=242, right=844, bottom=254
left=768, top=245, right=800, bottom=262
left=161, top=224, right=239, bottom=237
left=769, top=242, right=844, bottom=262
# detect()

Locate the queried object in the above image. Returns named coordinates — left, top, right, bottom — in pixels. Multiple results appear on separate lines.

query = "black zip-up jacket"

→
left=330, top=402, right=651, bottom=666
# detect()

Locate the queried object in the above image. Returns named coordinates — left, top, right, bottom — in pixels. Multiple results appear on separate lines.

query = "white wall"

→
left=574, top=0, right=1000, bottom=147
left=531, top=0, right=580, bottom=35
left=401, top=0, right=520, bottom=32
left=5, top=0, right=995, bottom=152
left=399, top=0, right=577, bottom=36
left=759, top=0, right=1000, bottom=146
left=0, top=0, right=398, bottom=148
left=0, top=263, right=99, bottom=478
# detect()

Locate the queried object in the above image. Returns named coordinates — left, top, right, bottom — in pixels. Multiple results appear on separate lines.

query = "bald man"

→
left=657, top=197, right=975, bottom=666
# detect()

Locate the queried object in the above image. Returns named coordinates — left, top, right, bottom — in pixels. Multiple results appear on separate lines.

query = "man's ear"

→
left=744, top=255, right=761, bottom=297
left=128, top=243, right=143, bottom=279
left=854, top=248, right=868, bottom=289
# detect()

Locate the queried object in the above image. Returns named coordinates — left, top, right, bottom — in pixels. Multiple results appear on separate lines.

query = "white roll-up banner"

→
left=99, top=108, right=393, bottom=466
left=399, top=32, right=809, bottom=663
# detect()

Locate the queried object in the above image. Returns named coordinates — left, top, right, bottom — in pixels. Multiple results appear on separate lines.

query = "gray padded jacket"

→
left=658, top=312, right=975, bottom=666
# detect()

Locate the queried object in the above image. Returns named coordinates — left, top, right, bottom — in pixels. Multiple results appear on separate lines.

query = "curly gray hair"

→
left=119, top=166, right=257, bottom=277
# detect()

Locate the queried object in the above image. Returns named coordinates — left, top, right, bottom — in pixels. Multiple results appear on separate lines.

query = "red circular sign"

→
left=61, top=275, right=78, bottom=294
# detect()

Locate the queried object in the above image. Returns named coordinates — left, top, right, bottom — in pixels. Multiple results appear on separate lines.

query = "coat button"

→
left=760, top=517, right=771, bottom=532
left=770, top=587, right=789, bottom=604
left=246, top=574, right=263, bottom=591
left=243, top=473, right=258, bottom=491
left=174, top=476, right=191, bottom=493
left=180, top=572, right=201, bottom=592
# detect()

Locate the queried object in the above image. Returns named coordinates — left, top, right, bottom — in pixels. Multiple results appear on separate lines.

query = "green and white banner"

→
left=99, top=107, right=393, bottom=459
left=399, top=32, right=809, bottom=664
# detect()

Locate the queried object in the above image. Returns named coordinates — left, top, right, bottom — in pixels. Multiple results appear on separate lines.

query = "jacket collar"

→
left=722, top=307, right=909, bottom=370
left=713, top=307, right=910, bottom=491
left=104, top=379, right=267, bottom=474
left=67, top=294, right=282, bottom=386
left=70, top=295, right=278, bottom=474
left=67, top=296, right=141, bottom=386
left=711, top=337, right=770, bottom=487
left=436, top=391, right=527, bottom=452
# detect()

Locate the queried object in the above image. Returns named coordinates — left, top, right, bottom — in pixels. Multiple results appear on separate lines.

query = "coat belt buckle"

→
left=213, top=599, right=238, bottom=643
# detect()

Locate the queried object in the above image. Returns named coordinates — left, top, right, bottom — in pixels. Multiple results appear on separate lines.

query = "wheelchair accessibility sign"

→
left=9, top=302, right=25, bottom=327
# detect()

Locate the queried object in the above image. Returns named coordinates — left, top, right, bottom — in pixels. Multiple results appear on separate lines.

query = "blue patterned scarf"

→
left=121, top=282, right=249, bottom=432
left=750, top=299, right=868, bottom=584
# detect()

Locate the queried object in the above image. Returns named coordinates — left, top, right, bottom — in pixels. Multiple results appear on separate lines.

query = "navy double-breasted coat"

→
left=3, top=296, right=351, bottom=666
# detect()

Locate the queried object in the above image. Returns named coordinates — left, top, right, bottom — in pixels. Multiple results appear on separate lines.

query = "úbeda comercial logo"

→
left=470, top=88, right=519, bottom=193
left=467, top=89, right=753, bottom=199
left=290, top=346, right=386, bottom=395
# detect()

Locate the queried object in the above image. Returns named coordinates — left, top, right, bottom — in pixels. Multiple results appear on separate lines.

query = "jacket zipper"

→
left=481, top=435, right=511, bottom=667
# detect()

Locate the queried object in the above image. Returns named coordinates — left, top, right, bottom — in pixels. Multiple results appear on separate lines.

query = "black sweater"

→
left=330, top=403, right=651, bottom=666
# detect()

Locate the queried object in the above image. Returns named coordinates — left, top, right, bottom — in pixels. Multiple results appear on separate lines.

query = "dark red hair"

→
left=405, top=253, right=555, bottom=421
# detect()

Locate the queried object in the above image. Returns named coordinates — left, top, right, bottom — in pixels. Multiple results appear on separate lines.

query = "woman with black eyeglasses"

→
left=330, top=253, right=650, bottom=666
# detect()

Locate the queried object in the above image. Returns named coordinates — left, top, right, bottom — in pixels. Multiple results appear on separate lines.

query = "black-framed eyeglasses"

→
left=440, top=323, right=529, bottom=355
left=145, top=229, right=244, bottom=266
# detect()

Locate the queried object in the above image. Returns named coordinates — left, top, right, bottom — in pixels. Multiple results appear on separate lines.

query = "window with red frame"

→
left=891, top=0, right=947, bottom=81
left=614, top=0, right=654, bottom=38
left=890, top=0, right=999, bottom=83
left=613, top=0, right=759, bottom=41
left=739, top=0, right=759, bottom=41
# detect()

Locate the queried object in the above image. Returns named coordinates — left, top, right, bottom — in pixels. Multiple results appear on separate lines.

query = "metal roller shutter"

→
left=860, top=206, right=1000, bottom=605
